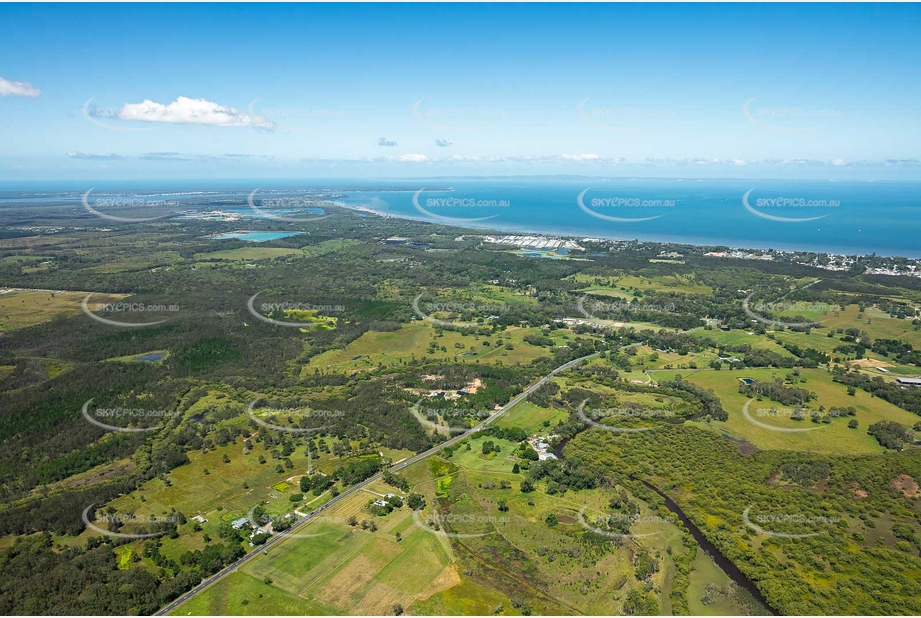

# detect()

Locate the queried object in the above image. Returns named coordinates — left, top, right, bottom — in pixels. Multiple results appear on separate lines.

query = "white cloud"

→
left=117, top=96, right=275, bottom=130
left=66, top=151, right=125, bottom=161
left=392, top=154, right=428, bottom=163
left=0, top=77, right=41, bottom=97
left=561, top=153, right=600, bottom=161
left=832, top=158, right=848, bottom=167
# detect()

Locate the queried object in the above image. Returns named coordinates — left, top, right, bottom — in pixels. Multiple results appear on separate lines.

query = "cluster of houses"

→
left=527, top=435, right=558, bottom=461
left=372, top=493, right=403, bottom=508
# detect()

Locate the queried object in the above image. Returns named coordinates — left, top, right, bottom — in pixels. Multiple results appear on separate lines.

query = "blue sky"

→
left=1, top=3, right=920, bottom=181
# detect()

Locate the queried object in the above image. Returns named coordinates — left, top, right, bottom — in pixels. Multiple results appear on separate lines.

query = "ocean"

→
left=2, top=178, right=919, bottom=258
left=333, top=178, right=921, bottom=258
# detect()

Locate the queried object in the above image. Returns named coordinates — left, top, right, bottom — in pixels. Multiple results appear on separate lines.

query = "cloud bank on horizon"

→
left=1, top=3, right=919, bottom=180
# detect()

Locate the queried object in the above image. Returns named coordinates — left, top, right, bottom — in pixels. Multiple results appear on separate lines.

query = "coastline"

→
left=334, top=199, right=921, bottom=262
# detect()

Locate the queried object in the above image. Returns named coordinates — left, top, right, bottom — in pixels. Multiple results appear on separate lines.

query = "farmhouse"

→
left=896, top=377, right=921, bottom=387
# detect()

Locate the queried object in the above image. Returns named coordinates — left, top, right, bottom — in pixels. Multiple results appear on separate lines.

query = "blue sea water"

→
left=335, top=179, right=921, bottom=258
left=2, top=179, right=918, bottom=257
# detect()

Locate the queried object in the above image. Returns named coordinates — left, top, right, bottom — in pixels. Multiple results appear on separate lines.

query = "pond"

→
left=210, top=231, right=304, bottom=242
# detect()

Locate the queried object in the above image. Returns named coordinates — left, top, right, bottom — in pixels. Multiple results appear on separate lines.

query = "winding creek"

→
left=554, top=437, right=777, bottom=615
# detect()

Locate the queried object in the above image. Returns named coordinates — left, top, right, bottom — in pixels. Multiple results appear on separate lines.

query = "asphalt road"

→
left=155, top=350, right=602, bottom=615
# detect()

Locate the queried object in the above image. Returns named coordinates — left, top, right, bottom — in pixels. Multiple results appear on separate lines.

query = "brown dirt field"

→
left=415, top=564, right=462, bottom=602
left=849, top=358, right=894, bottom=368
left=892, top=473, right=921, bottom=498
left=315, top=539, right=400, bottom=609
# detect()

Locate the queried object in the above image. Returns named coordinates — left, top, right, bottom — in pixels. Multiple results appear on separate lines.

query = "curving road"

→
left=155, top=350, right=605, bottom=615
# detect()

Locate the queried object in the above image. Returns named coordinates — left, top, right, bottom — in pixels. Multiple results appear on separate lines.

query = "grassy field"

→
left=651, top=366, right=920, bottom=455
left=168, top=390, right=762, bottom=617
left=0, top=288, right=128, bottom=332
left=174, top=466, right=456, bottom=616
left=171, top=571, right=339, bottom=615
left=302, top=322, right=567, bottom=375
left=493, top=401, right=568, bottom=435
left=569, top=272, right=713, bottom=297
left=690, top=328, right=799, bottom=358
left=687, top=550, right=748, bottom=616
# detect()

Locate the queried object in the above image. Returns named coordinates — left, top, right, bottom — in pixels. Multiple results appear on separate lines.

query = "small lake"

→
left=210, top=231, right=304, bottom=242
left=137, top=352, right=166, bottom=362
